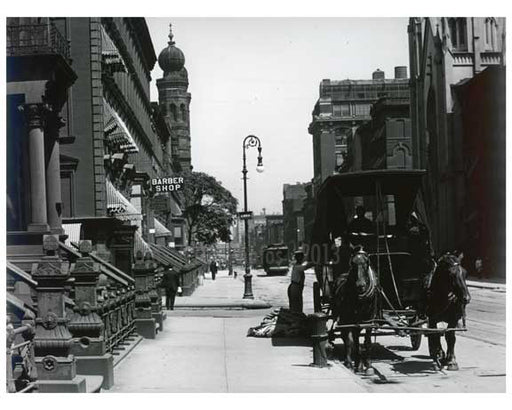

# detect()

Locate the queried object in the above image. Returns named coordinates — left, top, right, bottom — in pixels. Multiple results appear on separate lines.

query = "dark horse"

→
left=332, top=247, right=378, bottom=373
left=426, top=252, right=471, bottom=370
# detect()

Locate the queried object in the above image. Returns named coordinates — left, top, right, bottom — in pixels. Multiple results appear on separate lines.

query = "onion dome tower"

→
left=157, top=23, right=191, bottom=171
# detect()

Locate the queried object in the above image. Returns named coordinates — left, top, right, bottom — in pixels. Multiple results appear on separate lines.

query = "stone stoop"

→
left=113, top=335, right=144, bottom=368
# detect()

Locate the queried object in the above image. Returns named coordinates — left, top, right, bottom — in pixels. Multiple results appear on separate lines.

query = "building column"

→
left=45, top=114, right=66, bottom=234
left=21, top=103, right=50, bottom=232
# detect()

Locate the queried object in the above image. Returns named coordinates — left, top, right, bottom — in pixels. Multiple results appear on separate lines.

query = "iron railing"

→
left=6, top=22, right=70, bottom=61
left=6, top=322, right=38, bottom=393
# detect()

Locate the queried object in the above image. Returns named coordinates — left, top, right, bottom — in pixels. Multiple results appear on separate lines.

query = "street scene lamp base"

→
left=243, top=274, right=254, bottom=299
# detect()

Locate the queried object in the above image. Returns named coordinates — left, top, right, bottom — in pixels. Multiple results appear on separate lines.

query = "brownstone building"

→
left=349, top=96, right=412, bottom=171
left=308, top=68, right=410, bottom=194
left=56, top=18, right=180, bottom=275
left=282, top=183, right=308, bottom=252
left=7, top=17, right=77, bottom=248
left=6, top=18, right=201, bottom=392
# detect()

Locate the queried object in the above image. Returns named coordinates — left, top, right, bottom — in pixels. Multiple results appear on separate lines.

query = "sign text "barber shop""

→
left=151, top=177, right=184, bottom=192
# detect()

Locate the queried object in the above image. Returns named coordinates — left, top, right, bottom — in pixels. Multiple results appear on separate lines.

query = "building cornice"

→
left=101, top=18, right=154, bottom=115
left=124, top=18, right=157, bottom=73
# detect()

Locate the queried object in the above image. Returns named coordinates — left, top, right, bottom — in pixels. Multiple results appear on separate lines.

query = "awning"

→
left=170, top=199, right=182, bottom=217
left=149, top=243, right=183, bottom=270
left=106, top=179, right=143, bottom=221
left=103, top=98, right=139, bottom=153
left=101, top=24, right=127, bottom=74
left=154, top=218, right=172, bottom=237
left=158, top=245, right=188, bottom=265
left=134, top=230, right=152, bottom=257
left=62, top=223, right=81, bottom=247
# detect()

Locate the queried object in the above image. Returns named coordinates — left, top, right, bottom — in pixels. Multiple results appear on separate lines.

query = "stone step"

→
left=113, top=335, right=143, bottom=367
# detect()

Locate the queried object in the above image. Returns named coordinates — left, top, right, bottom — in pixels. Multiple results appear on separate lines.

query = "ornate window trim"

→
left=448, top=18, right=468, bottom=51
left=484, top=18, right=498, bottom=51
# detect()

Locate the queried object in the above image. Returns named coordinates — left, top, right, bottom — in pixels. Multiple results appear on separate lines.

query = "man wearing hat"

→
left=288, top=248, right=315, bottom=313
left=161, top=267, right=181, bottom=310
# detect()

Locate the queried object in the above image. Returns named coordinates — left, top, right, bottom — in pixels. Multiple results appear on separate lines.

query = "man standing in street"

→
left=288, top=249, right=315, bottom=313
left=209, top=259, right=218, bottom=280
left=162, top=268, right=180, bottom=310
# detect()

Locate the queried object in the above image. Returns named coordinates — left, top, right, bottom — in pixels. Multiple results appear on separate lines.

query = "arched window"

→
left=485, top=18, right=497, bottom=51
left=448, top=18, right=468, bottom=51
left=180, top=104, right=187, bottom=122
left=170, top=104, right=177, bottom=122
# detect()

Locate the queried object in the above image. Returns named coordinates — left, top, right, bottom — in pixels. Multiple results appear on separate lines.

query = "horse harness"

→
left=428, top=258, right=468, bottom=323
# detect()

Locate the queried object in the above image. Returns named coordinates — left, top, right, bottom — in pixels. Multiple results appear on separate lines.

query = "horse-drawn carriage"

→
left=309, top=169, right=469, bottom=371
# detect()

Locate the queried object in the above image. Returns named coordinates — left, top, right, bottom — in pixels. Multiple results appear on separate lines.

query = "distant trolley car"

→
left=262, top=244, right=290, bottom=276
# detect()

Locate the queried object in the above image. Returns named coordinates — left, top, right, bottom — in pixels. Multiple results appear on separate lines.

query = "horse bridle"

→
left=352, top=251, right=377, bottom=301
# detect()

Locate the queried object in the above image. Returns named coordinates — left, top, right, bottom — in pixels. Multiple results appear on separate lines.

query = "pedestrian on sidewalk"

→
left=475, top=257, right=483, bottom=279
left=161, top=267, right=180, bottom=310
left=210, top=259, right=218, bottom=280
left=288, top=248, right=315, bottom=313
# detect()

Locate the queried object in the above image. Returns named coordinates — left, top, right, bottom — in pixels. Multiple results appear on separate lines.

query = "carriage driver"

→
left=348, top=206, right=373, bottom=234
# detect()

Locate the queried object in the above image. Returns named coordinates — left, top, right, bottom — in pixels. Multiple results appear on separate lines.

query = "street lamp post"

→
left=242, top=135, right=264, bottom=299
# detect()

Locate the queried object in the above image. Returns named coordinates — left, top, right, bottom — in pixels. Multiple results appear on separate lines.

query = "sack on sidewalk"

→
left=247, top=308, right=309, bottom=338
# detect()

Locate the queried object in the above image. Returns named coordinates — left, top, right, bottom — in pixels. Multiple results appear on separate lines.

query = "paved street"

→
left=110, top=268, right=506, bottom=393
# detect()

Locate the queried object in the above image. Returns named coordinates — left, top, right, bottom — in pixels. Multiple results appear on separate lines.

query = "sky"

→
left=146, top=18, right=410, bottom=214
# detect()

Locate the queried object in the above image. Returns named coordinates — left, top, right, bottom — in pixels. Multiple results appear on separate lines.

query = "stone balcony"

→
left=7, top=21, right=71, bottom=62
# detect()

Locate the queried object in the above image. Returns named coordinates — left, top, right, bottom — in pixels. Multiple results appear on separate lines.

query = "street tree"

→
left=180, top=170, right=237, bottom=246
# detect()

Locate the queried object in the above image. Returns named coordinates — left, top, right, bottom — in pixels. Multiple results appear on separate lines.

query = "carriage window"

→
left=335, top=153, right=344, bottom=167
left=386, top=195, right=396, bottom=226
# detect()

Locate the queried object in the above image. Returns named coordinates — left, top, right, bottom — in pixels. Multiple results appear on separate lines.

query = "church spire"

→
left=168, top=23, right=175, bottom=45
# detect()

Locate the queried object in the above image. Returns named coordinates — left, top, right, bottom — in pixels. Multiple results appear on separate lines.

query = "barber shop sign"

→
left=151, top=176, right=184, bottom=192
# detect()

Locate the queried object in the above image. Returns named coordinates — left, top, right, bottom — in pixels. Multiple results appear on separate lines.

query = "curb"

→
left=174, top=301, right=271, bottom=310
left=466, top=280, right=506, bottom=291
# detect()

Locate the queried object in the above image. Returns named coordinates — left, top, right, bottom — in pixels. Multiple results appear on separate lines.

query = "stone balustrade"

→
left=132, top=251, right=158, bottom=339
left=7, top=237, right=166, bottom=393
left=67, top=240, right=113, bottom=390
left=31, top=235, right=87, bottom=392
left=180, top=259, right=206, bottom=296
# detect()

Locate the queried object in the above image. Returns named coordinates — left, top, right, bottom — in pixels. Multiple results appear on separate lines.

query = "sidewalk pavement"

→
left=109, top=315, right=367, bottom=393
left=109, top=269, right=368, bottom=392
left=173, top=270, right=271, bottom=309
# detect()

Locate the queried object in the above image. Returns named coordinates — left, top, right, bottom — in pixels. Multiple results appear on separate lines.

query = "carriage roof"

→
left=311, top=169, right=429, bottom=250
left=318, top=169, right=426, bottom=198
